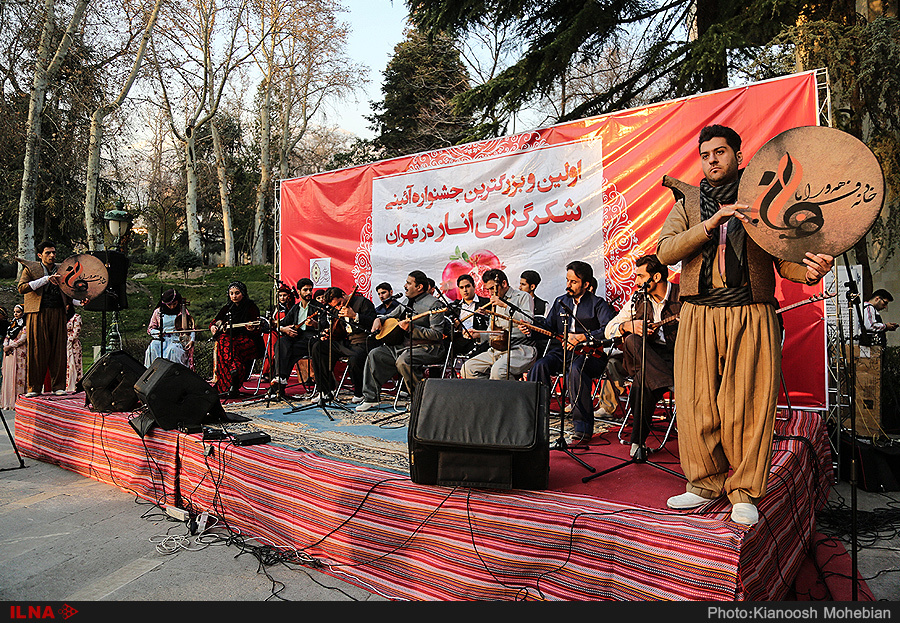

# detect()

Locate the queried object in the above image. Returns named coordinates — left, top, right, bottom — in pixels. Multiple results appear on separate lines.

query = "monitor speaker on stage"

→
left=408, top=378, right=550, bottom=490
left=83, top=250, right=129, bottom=312
left=82, top=350, right=145, bottom=412
left=134, top=357, right=225, bottom=431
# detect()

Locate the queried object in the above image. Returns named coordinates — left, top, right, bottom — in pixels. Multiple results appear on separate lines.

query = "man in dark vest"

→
left=656, top=124, right=833, bottom=526
left=860, top=289, right=897, bottom=347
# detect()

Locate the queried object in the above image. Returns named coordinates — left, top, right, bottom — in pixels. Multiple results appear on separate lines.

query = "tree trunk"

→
left=253, top=80, right=272, bottom=266
left=17, top=0, right=90, bottom=259
left=183, top=128, right=203, bottom=255
left=83, top=0, right=162, bottom=251
left=211, top=121, right=235, bottom=267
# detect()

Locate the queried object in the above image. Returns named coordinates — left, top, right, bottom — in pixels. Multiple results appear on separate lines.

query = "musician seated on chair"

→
left=527, top=261, right=616, bottom=446
left=308, top=286, right=377, bottom=404
left=144, top=288, right=196, bottom=369
left=269, top=278, right=319, bottom=397
left=261, top=282, right=297, bottom=383
left=209, top=281, right=264, bottom=398
left=374, top=281, right=402, bottom=316
left=448, top=273, right=489, bottom=359
left=604, top=254, right=681, bottom=458
left=460, top=269, right=537, bottom=381
left=356, top=270, right=446, bottom=412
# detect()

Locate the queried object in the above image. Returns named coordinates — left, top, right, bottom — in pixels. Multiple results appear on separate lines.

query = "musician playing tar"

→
left=448, top=273, right=489, bottom=360
left=604, top=255, right=680, bottom=458
left=268, top=278, right=319, bottom=397
left=528, top=261, right=616, bottom=446
left=460, top=269, right=536, bottom=380
left=209, top=281, right=264, bottom=398
left=656, top=124, right=833, bottom=526
left=356, top=270, right=446, bottom=412
left=308, top=286, right=376, bottom=404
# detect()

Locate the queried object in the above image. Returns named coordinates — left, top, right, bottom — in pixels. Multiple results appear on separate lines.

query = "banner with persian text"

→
left=279, top=71, right=827, bottom=408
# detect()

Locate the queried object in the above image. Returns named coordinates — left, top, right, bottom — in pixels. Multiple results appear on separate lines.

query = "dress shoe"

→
left=730, top=503, right=759, bottom=526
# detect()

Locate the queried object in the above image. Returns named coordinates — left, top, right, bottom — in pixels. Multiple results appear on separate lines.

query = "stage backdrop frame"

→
left=279, top=71, right=828, bottom=410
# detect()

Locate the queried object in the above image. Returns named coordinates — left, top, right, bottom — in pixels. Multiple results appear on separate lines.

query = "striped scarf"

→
left=690, top=171, right=753, bottom=307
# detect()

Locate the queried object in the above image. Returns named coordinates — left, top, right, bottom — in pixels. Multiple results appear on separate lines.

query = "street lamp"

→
left=102, top=203, right=131, bottom=352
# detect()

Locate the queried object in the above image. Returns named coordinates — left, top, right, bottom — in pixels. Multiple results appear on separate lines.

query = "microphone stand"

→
left=372, top=297, right=419, bottom=424
left=287, top=299, right=350, bottom=420
left=583, top=284, right=684, bottom=483
left=839, top=253, right=862, bottom=601
left=550, top=302, right=595, bottom=473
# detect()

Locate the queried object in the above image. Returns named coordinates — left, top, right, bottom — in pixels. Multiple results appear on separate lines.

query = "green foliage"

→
left=173, top=249, right=203, bottom=278
left=369, top=28, right=475, bottom=159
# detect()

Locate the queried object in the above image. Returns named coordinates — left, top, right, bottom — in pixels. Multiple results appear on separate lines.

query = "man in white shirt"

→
left=860, top=289, right=897, bottom=347
left=605, top=255, right=680, bottom=457
left=460, top=269, right=536, bottom=380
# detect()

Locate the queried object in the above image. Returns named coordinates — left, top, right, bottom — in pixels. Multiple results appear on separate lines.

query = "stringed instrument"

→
left=478, top=307, right=607, bottom=359
left=776, top=290, right=835, bottom=315
left=211, top=319, right=263, bottom=333
left=375, top=307, right=448, bottom=346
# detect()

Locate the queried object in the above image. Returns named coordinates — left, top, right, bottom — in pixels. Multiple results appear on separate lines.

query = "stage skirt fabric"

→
left=13, top=392, right=834, bottom=601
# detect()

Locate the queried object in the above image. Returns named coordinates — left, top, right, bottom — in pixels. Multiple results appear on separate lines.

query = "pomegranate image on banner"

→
left=440, top=247, right=505, bottom=300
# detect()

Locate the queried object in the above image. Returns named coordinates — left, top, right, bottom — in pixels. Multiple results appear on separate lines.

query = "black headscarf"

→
left=157, top=288, right=183, bottom=315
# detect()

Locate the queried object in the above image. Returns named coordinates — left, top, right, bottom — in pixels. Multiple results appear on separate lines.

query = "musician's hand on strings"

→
left=282, top=326, right=299, bottom=338
left=625, top=320, right=647, bottom=335
left=399, top=319, right=411, bottom=332
left=339, top=306, right=356, bottom=320
left=520, top=325, right=531, bottom=336
left=802, top=252, right=834, bottom=284
left=371, top=318, right=382, bottom=333
left=565, top=333, right=586, bottom=351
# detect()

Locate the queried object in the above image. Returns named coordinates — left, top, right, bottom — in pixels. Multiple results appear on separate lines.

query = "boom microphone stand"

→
left=583, top=284, right=684, bottom=483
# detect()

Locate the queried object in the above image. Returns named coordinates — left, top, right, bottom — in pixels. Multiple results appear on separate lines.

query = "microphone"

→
left=390, top=293, right=404, bottom=300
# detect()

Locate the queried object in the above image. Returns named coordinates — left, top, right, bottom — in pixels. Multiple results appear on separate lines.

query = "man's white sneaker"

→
left=24, top=392, right=39, bottom=398
left=54, top=390, right=67, bottom=395
left=730, top=503, right=759, bottom=526
left=666, top=492, right=713, bottom=509
left=350, top=395, right=365, bottom=403
left=355, top=401, right=379, bottom=412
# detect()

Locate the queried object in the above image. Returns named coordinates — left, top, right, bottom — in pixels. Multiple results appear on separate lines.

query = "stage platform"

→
left=13, top=383, right=837, bottom=601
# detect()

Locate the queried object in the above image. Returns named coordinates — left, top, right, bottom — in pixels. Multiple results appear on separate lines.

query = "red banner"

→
left=280, top=71, right=826, bottom=408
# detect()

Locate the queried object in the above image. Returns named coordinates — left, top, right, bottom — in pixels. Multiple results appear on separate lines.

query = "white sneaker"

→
left=667, top=492, right=713, bottom=509
left=54, top=390, right=67, bottom=395
left=731, top=503, right=759, bottom=526
left=351, top=395, right=365, bottom=403
left=355, top=401, right=379, bottom=412
left=24, top=392, right=39, bottom=398
left=309, top=392, right=333, bottom=403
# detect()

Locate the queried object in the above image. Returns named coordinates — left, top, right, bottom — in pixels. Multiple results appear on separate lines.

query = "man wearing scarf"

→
left=209, top=281, right=263, bottom=397
left=656, top=125, right=833, bottom=526
left=17, top=241, right=86, bottom=396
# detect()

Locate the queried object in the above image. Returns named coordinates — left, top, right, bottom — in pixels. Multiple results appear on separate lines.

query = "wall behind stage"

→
left=279, top=71, right=827, bottom=409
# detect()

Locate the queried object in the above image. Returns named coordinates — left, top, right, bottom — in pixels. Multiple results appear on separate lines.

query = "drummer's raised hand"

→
left=803, top=253, right=834, bottom=284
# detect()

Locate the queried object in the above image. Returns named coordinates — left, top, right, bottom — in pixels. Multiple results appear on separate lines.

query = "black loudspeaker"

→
left=82, top=350, right=146, bottom=412
left=134, top=357, right=225, bottom=431
left=83, top=250, right=129, bottom=312
left=408, top=378, right=550, bottom=490
left=840, top=435, right=900, bottom=492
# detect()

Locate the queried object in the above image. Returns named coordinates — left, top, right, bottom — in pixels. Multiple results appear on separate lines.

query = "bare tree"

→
left=17, top=0, right=91, bottom=258
left=151, top=0, right=257, bottom=257
left=83, top=0, right=164, bottom=250
left=247, top=0, right=367, bottom=265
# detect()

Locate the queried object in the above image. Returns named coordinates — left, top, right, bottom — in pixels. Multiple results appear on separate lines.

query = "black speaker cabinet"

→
left=134, top=357, right=224, bottom=431
left=408, top=378, right=550, bottom=490
left=840, top=435, right=900, bottom=492
left=82, top=250, right=129, bottom=312
left=82, top=350, right=145, bottom=412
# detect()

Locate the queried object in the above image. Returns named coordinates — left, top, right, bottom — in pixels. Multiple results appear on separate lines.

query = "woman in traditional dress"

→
left=209, top=281, right=263, bottom=397
left=65, top=303, right=83, bottom=392
left=1, top=305, right=27, bottom=409
left=144, top=289, right=196, bottom=368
